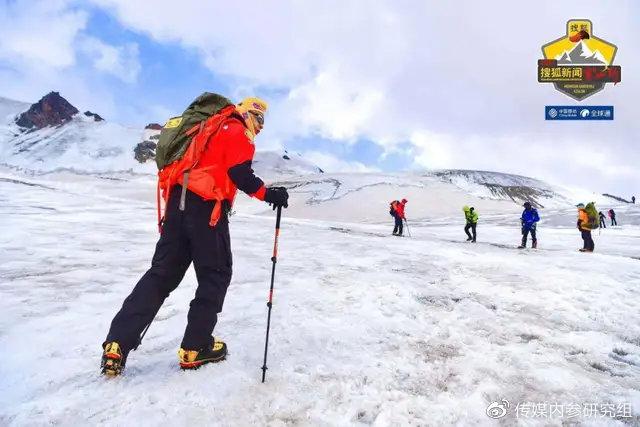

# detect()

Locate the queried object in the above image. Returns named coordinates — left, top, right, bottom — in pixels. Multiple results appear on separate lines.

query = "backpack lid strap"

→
left=185, top=123, right=201, bottom=137
left=208, top=188, right=226, bottom=227
left=179, top=171, right=190, bottom=211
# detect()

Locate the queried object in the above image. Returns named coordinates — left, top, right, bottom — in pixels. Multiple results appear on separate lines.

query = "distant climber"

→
left=577, top=203, right=597, bottom=252
left=462, top=206, right=478, bottom=242
left=632, top=196, right=636, bottom=204
left=598, top=211, right=606, bottom=229
left=608, top=208, right=618, bottom=226
left=519, top=202, right=540, bottom=249
left=390, top=199, right=407, bottom=236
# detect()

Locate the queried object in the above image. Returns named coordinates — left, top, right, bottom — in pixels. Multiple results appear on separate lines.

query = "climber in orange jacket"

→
left=101, top=97, right=289, bottom=376
left=391, top=198, right=407, bottom=236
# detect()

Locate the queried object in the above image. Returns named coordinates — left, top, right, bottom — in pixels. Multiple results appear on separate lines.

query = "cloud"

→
left=288, top=71, right=385, bottom=141
left=409, top=131, right=455, bottom=170
left=2, top=0, right=638, bottom=194
left=407, top=131, right=638, bottom=196
left=82, top=0, right=640, bottom=194
left=0, top=0, right=87, bottom=68
left=0, top=0, right=146, bottom=121
left=79, top=37, right=141, bottom=83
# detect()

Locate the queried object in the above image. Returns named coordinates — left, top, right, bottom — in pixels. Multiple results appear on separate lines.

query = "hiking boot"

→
left=179, top=338, right=227, bottom=370
left=466, top=237, right=472, bottom=241
left=101, top=341, right=125, bottom=376
left=532, top=241, right=537, bottom=249
left=517, top=245, right=526, bottom=249
left=578, top=248, right=587, bottom=252
left=471, top=239, right=476, bottom=243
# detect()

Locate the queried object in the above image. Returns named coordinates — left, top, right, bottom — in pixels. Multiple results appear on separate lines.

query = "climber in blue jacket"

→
left=519, top=201, right=540, bottom=249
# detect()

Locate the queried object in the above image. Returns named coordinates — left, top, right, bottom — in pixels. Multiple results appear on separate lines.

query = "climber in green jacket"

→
left=463, top=205, right=478, bottom=242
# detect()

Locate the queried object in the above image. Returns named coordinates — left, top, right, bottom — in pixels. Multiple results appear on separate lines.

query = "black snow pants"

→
left=393, top=215, right=403, bottom=235
left=105, top=185, right=233, bottom=356
left=611, top=217, right=617, bottom=226
left=581, top=230, right=595, bottom=251
left=599, top=218, right=606, bottom=228
left=521, top=226, right=537, bottom=247
left=464, top=222, right=477, bottom=241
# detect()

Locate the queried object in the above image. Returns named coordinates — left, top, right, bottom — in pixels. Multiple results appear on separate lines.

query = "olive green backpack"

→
left=585, top=202, right=599, bottom=229
left=155, top=92, right=233, bottom=170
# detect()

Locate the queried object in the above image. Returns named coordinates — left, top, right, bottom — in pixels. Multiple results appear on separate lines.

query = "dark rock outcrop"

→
left=145, top=123, right=163, bottom=130
left=15, top=92, right=79, bottom=130
left=134, top=141, right=157, bottom=163
left=84, top=111, right=104, bottom=122
left=602, top=193, right=631, bottom=203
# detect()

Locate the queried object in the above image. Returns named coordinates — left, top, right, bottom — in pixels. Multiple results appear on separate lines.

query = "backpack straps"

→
left=155, top=106, right=241, bottom=232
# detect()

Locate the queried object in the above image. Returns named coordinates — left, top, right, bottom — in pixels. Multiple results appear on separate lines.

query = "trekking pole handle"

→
left=271, top=206, right=282, bottom=263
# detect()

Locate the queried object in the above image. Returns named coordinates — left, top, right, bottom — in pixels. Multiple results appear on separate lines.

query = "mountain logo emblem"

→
left=538, top=20, right=621, bottom=101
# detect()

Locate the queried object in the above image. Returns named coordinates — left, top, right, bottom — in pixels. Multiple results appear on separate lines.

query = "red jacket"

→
left=395, top=201, right=406, bottom=219
left=158, top=108, right=266, bottom=227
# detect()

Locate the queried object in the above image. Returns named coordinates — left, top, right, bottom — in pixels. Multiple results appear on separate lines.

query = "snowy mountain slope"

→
left=0, top=96, right=31, bottom=145
left=0, top=93, right=322, bottom=182
left=0, top=96, right=30, bottom=122
left=429, top=169, right=568, bottom=207
left=0, top=114, right=156, bottom=173
left=2, top=99, right=578, bottom=218
left=133, top=126, right=323, bottom=176
left=1, top=168, right=639, bottom=425
left=245, top=170, right=580, bottom=224
left=252, top=150, right=324, bottom=177
left=0, top=93, right=622, bottom=217
left=0, top=161, right=623, bottom=229
left=0, top=94, right=156, bottom=174
left=0, top=94, right=324, bottom=179
left=0, top=115, right=321, bottom=177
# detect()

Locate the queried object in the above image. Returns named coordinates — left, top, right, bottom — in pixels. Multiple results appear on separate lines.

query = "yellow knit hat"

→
left=236, top=97, right=268, bottom=116
left=236, top=97, right=268, bottom=137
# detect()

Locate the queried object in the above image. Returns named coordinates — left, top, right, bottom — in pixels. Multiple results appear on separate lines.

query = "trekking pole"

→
left=261, top=205, right=282, bottom=383
left=404, top=218, right=412, bottom=237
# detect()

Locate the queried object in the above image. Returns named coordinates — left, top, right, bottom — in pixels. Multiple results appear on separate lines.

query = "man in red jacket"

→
left=392, top=198, right=407, bottom=236
left=101, top=97, right=289, bottom=375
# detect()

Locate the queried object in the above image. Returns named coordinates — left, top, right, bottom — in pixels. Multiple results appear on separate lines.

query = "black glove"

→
left=264, top=186, right=289, bottom=210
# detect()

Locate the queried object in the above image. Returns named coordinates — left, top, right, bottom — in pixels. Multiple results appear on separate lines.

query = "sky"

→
left=0, top=0, right=637, bottom=196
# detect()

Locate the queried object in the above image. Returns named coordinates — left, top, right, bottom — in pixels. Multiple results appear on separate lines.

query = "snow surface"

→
left=1, top=165, right=639, bottom=426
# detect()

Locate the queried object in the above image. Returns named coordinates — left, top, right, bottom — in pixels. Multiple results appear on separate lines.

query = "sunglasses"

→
left=250, top=111, right=264, bottom=126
